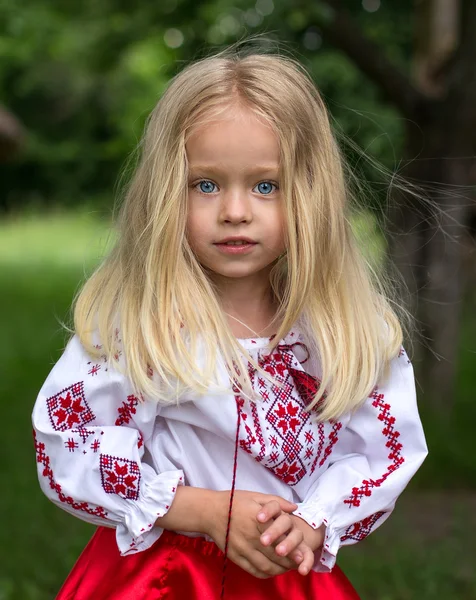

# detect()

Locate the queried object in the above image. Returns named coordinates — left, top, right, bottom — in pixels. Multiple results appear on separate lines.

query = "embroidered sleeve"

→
left=32, top=335, right=184, bottom=556
left=292, top=349, right=428, bottom=572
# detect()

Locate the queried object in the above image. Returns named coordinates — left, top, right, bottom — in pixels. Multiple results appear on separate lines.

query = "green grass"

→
left=0, top=210, right=475, bottom=599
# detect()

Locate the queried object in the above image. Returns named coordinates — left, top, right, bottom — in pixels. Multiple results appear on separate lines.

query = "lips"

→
left=216, top=241, right=255, bottom=246
left=213, top=237, right=258, bottom=255
left=214, top=237, right=257, bottom=245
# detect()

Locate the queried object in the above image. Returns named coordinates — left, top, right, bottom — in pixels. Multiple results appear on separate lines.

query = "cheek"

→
left=185, top=213, right=197, bottom=250
left=186, top=210, right=207, bottom=251
left=274, top=208, right=287, bottom=247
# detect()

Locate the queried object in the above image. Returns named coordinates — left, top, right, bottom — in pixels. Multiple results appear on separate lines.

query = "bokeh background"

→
left=1, top=1, right=475, bottom=598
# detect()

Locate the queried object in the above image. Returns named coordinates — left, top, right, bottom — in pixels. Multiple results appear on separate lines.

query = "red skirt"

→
left=57, top=527, right=360, bottom=599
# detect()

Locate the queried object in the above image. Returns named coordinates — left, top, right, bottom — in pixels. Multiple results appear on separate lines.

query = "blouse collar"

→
left=237, top=327, right=303, bottom=352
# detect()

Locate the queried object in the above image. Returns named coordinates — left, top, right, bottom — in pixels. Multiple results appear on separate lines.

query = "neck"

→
left=210, top=271, right=279, bottom=338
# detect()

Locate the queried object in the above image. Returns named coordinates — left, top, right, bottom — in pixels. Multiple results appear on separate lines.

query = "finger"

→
left=256, top=500, right=284, bottom=524
left=259, top=545, right=297, bottom=571
left=276, top=497, right=299, bottom=513
left=268, top=495, right=298, bottom=513
left=296, top=544, right=315, bottom=576
left=254, top=493, right=297, bottom=515
left=260, top=514, right=293, bottom=546
left=233, top=555, right=271, bottom=580
left=249, top=549, right=290, bottom=578
left=274, top=527, right=305, bottom=557
left=289, top=540, right=309, bottom=565
left=233, top=556, right=271, bottom=579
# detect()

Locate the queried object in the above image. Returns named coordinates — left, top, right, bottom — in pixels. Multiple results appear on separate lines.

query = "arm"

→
left=32, top=335, right=184, bottom=556
left=292, top=348, right=428, bottom=572
left=154, top=486, right=217, bottom=532
left=33, top=334, right=301, bottom=573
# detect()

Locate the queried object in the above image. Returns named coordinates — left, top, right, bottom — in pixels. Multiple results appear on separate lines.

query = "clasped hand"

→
left=208, top=490, right=324, bottom=580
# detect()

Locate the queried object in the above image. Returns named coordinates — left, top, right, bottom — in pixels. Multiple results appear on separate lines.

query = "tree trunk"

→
left=317, top=0, right=476, bottom=413
left=389, top=107, right=471, bottom=412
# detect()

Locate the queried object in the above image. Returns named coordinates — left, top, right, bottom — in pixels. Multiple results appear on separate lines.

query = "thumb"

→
left=275, top=497, right=298, bottom=512
left=253, top=493, right=297, bottom=514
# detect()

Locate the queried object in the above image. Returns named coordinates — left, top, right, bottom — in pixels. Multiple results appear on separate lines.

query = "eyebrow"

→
left=188, top=164, right=280, bottom=174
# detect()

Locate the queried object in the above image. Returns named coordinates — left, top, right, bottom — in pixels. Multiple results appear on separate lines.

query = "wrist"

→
left=308, top=523, right=325, bottom=552
left=199, top=489, right=227, bottom=537
left=291, top=515, right=325, bottom=552
left=201, top=489, right=228, bottom=539
left=155, top=486, right=222, bottom=535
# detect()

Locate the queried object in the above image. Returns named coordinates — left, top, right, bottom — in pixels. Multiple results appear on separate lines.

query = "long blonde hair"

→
left=74, top=47, right=403, bottom=421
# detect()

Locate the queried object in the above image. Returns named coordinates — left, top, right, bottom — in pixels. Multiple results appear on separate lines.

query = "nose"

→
left=219, top=187, right=252, bottom=224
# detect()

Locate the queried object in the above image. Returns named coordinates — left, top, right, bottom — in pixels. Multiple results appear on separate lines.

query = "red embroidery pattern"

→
left=46, top=382, right=95, bottom=431
left=288, top=367, right=321, bottom=407
left=398, top=346, right=411, bottom=364
left=87, top=363, right=101, bottom=376
left=71, top=427, right=95, bottom=444
left=340, top=511, right=386, bottom=542
left=344, top=389, right=404, bottom=508
left=33, top=430, right=108, bottom=519
left=317, top=421, right=342, bottom=469
left=115, top=395, right=140, bottom=426
left=91, top=439, right=101, bottom=452
left=235, top=341, right=338, bottom=487
left=236, top=390, right=267, bottom=461
left=100, top=454, right=140, bottom=500
left=309, top=423, right=324, bottom=474
left=65, top=438, right=78, bottom=452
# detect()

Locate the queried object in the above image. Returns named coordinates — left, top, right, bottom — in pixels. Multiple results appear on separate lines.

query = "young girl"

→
left=32, top=48, right=428, bottom=599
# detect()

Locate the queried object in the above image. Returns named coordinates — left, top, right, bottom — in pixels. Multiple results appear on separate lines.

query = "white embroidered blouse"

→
left=32, top=328, right=428, bottom=572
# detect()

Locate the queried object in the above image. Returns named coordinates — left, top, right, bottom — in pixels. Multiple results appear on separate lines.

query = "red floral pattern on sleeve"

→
left=343, top=389, right=404, bottom=508
left=100, top=454, right=141, bottom=500
left=33, top=430, right=108, bottom=519
left=340, top=511, right=386, bottom=542
left=46, top=382, right=95, bottom=431
left=115, top=395, right=140, bottom=426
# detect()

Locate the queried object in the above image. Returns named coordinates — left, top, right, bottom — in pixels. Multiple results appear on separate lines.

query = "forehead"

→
left=186, top=105, right=280, bottom=170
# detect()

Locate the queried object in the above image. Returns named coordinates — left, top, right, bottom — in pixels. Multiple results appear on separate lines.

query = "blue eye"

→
left=254, top=181, right=277, bottom=195
left=193, top=179, right=278, bottom=195
left=197, top=180, right=217, bottom=194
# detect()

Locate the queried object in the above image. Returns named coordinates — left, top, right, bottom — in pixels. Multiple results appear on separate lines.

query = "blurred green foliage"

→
left=1, top=0, right=414, bottom=210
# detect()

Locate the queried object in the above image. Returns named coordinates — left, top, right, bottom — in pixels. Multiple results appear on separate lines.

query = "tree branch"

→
left=451, top=0, right=476, bottom=123
left=316, top=0, right=427, bottom=119
left=0, top=105, right=25, bottom=161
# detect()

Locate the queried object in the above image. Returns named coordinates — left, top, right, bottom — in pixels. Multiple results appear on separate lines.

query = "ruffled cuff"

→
left=293, top=502, right=341, bottom=573
left=116, top=470, right=184, bottom=555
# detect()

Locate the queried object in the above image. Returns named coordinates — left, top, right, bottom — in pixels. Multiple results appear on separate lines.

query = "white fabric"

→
left=32, top=328, right=427, bottom=570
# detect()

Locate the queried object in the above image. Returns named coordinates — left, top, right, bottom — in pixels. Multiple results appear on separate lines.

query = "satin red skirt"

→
left=57, top=527, right=360, bottom=599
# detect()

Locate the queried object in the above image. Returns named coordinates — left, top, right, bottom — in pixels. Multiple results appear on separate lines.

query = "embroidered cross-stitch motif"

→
left=33, top=430, right=108, bottom=519
left=340, top=511, right=386, bottom=542
left=100, top=454, right=141, bottom=500
left=398, top=346, right=411, bottom=364
left=91, top=439, right=101, bottom=452
left=64, top=438, right=78, bottom=452
left=115, top=394, right=140, bottom=426
left=235, top=340, right=340, bottom=486
left=46, top=382, right=95, bottom=431
left=87, top=363, right=101, bottom=376
left=71, top=427, right=95, bottom=444
left=344, top=389, right=404, bottom=508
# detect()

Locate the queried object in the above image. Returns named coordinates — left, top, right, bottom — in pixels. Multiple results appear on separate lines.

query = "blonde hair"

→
left=74, top=47, right=403, bottom=421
